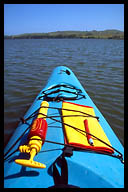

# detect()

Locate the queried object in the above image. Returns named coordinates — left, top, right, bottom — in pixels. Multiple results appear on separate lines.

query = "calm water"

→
left=4, top=39, right=124, bottom=146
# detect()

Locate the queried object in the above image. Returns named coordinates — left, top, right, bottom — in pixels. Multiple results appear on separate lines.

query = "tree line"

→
left=4, top=30, right=124, bottom=39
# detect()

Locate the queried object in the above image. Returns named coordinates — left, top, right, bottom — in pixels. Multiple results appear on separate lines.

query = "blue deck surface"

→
left=4, top=66, right=124, bottom=188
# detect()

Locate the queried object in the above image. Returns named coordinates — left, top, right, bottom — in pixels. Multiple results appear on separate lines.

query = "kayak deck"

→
left=4, top=66, right=124, bottom=188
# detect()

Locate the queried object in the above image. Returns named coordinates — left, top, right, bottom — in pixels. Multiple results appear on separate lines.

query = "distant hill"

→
left=4, top=30, right=124, bottom=39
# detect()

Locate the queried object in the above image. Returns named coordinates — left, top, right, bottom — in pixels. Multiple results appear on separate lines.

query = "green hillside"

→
left=4, top=30, right=124, bottom=39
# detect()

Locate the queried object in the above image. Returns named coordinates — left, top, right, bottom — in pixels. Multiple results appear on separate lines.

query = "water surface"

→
left=4, top=39, right=124, bottom=146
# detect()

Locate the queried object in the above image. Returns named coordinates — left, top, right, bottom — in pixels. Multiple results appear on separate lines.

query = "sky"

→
left=4, top=4, right=124, bottom=35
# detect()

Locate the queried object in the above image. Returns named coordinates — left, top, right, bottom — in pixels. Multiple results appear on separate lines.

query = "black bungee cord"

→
left=4, top=106, right=124, bottom=164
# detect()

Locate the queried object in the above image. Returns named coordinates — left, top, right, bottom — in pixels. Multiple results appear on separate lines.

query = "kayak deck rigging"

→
left=4, top=66, right=124, bottom=188
left=38, top=83, right=86, bottom=101
left=4, top=99, right=124, bottom=163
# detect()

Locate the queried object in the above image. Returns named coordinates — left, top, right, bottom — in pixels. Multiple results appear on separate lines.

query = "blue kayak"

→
left=4, top=66, right=124, bottom=188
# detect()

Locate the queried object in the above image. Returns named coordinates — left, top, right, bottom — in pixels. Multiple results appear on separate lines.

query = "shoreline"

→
left=4, top=30, right=124, bottom=40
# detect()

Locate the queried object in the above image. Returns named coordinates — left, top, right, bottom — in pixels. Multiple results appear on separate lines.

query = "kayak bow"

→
left=4, top=66, right=124, bottom=188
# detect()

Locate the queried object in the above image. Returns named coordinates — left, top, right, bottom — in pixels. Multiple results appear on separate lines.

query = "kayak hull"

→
left=4, top=66, right=124, bottom=188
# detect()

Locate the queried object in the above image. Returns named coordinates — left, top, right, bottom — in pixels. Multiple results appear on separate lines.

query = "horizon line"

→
left=4, top=29, right=124, bottom=36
